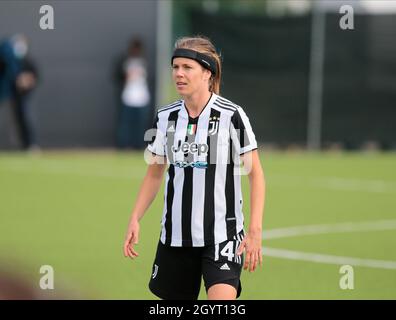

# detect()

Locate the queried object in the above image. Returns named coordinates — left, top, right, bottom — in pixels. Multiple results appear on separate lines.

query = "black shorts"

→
left=149, top=231, right=245, bottom=300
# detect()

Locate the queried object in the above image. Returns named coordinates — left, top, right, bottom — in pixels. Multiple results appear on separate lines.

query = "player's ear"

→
left=203, top=68, right=211, bottom=81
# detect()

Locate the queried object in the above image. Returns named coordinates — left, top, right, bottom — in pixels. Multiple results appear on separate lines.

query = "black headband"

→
left=171, top=48, right=217, bottom=75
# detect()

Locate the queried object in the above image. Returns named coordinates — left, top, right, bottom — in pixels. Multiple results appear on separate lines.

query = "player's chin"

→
left=175, top=85, right=190, bottom=95
left=176, top=89, right=187, bottom=96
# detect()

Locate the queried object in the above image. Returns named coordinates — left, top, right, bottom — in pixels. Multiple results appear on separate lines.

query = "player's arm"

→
left=123, top=154, right=167, bottom=259
left=237, top=149, right=266, bottom=272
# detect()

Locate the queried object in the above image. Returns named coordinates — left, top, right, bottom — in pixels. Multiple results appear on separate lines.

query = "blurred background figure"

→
left=0, top=264, right=87, bottom=300
left=0, top=269, right=37, bottom=300
left=0, top=34, right=39, bottom=151
left=115, top=37, right=151, bottom=150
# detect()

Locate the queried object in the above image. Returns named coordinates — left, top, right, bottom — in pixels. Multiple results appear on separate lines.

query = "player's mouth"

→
left=176, top=82, right=187, bottom=89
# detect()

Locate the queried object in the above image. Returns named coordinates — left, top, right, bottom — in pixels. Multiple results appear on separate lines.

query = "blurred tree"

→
left=173, top=0, right=270, bottom=41
left=172, top=0, right=312, bottom=40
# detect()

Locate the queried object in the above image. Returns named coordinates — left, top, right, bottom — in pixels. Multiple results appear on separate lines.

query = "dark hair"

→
left=129, top=37, right=144, bottom=57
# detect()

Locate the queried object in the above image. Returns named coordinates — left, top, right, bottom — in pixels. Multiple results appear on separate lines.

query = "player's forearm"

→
left=129, top=171, right=164, bottom=223
left=248, top=169, right=265, bottom=234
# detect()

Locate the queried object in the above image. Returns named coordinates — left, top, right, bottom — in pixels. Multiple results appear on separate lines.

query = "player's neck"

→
left=183, top=90, right=212, bottom=118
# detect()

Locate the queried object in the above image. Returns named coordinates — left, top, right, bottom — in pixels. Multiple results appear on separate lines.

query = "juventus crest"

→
left=208, top=116, right=219, bottom=135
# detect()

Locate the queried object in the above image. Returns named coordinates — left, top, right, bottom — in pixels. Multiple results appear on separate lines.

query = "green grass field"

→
left=0, top=150, right=395, bottom=299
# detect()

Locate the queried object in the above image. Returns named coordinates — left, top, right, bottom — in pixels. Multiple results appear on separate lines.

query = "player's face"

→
left=172, top=57, right=211, bottom=97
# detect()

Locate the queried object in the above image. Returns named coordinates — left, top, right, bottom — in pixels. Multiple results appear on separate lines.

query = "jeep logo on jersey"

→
left=171, top=140, right=208, bottom=156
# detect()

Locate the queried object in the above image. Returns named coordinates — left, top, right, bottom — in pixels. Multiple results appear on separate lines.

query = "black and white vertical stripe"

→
left=147, top=93, right=257, bottom=247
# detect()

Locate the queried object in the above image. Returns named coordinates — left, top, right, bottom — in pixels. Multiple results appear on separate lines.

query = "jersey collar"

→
left=180, top=93, right=218, bottom=120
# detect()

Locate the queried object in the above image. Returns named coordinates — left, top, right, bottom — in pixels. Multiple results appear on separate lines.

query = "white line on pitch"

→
left=262, top=247, right=396, bottom=270
left=263, top=219, right=396, bottom=240
left=0, top=160, right=144, bottom=180
left=269, top=174, right=396, bottom=193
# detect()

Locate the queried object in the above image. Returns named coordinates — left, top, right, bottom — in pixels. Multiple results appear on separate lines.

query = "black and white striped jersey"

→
left=147, top=93, right=257, bottom=247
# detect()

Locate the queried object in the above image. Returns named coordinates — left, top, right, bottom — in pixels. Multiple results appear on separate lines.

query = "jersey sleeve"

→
left=230, top=107, right=258, bottom=155
left=146, top=113, right=166, bottom=156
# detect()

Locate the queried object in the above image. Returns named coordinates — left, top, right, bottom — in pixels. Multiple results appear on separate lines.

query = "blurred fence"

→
left=189, top=10, right=396, bottom=149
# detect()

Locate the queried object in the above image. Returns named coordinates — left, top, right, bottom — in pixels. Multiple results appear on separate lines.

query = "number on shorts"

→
left=220, top=241, right=235, bottom=262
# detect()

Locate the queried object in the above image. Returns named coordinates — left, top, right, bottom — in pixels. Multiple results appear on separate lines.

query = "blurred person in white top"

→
left=116, top=38, right=151, bottom=149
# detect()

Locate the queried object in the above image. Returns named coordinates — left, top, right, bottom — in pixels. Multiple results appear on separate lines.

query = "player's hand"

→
left=16, top=72, right=36, bottom=91
left=236, top=230, right=262, bottom=272
left=123, top=219, right=140, bottom=259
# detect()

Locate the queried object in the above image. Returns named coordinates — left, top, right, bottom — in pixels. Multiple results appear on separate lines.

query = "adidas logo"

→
left=220, top=263, right=230, bottom=271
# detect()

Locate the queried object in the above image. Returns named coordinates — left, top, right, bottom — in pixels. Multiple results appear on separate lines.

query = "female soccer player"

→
left=123, top=36, right=265, bottom=300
